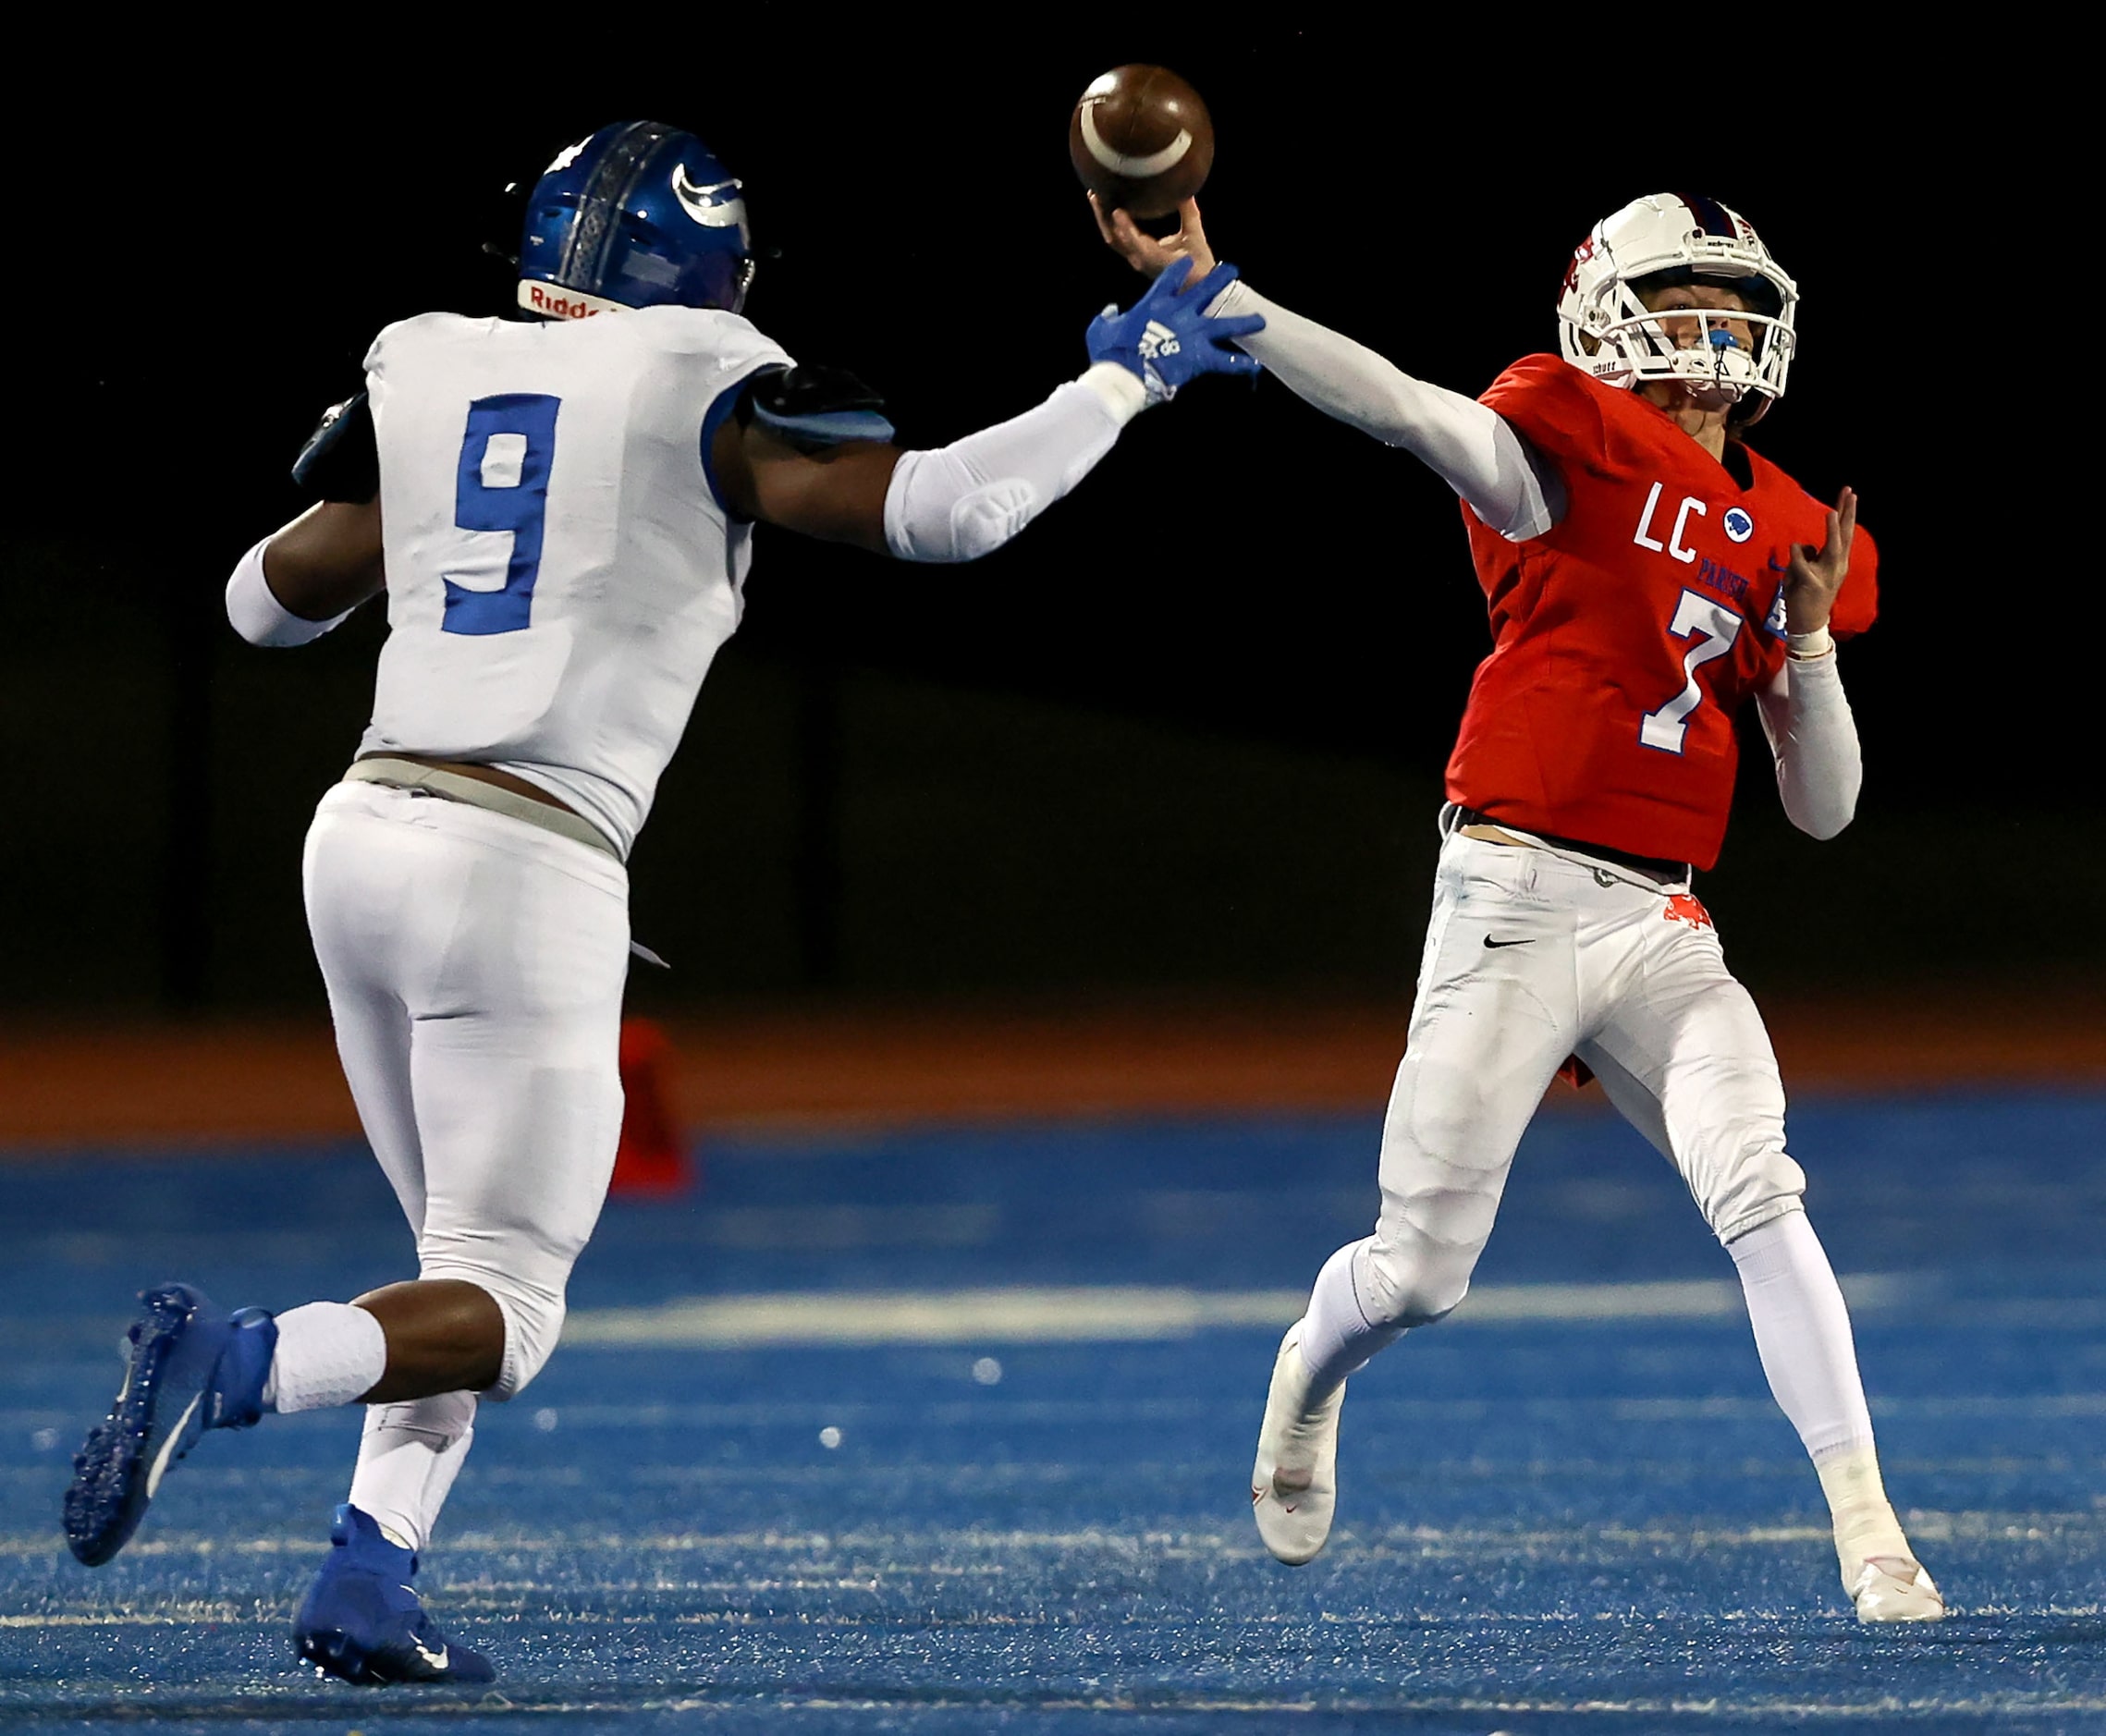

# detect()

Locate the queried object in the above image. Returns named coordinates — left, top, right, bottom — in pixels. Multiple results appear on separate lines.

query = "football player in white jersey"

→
left=63, top=120, right=1264, bottom=1684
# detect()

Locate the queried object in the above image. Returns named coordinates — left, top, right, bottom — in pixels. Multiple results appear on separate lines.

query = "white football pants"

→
left=1304, top=824, right=1809, bottom=1389
left=302, top=780, right=630, bottom=1400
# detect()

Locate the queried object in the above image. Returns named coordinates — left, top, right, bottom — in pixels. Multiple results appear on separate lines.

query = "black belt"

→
left=1451, top=805, right=1689, bottom=885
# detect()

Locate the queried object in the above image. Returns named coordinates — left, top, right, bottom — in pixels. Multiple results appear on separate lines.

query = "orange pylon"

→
left=609, top=1018, right=694, bottom=1195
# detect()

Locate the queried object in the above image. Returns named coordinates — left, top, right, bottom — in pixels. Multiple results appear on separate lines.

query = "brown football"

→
left=1068, top=65, right=1214, bottom=220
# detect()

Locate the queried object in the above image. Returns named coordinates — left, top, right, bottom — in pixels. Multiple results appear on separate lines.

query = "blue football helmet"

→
left=518, top=121, right=755, bottom=320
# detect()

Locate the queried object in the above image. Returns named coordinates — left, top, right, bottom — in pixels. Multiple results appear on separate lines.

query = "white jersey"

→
left=357, top=306, right=793, bottom=857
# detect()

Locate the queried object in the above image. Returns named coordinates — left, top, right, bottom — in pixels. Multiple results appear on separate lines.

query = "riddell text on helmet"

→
left=524, top=284, right=608, bottom=319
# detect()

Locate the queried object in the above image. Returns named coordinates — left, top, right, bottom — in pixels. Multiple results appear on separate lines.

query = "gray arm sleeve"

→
left=1755, top=651, right=1863, bottom=839
left=1209, top=280, right=1562, bottom=541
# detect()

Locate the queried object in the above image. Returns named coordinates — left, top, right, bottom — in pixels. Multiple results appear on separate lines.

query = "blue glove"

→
left=1086, top=260, right=1266, bottom=406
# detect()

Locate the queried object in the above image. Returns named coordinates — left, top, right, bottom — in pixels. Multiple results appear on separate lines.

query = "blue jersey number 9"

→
left=445, top=393, right=561, bottom=636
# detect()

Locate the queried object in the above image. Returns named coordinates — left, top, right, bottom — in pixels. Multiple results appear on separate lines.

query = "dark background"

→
left=3, top=32, right=2082, bottom=1018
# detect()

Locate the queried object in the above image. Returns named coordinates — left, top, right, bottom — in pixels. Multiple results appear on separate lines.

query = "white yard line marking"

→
left=559, top=1276, right=1910, bottom=1350
left=6, top=1508, right=2097, bottom=1564
left=563, top=1286, right=1299, bottom=1348
left=0, top=1610, right=244, bottom=1627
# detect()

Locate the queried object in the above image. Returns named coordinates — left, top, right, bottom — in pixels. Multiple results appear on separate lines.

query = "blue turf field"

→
left=3, top=1091, right=2103, bottom=1732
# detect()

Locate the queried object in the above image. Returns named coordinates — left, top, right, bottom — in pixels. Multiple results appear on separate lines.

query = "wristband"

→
left=1787, top=626, right=1835, bottom=660
left=225, top=538, right=353, bottom=647
left=1077, top=361, right=1146, bottom=424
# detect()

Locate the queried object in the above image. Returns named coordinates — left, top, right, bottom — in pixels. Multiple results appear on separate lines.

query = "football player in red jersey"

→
left=1098, top=190, right=1942, bottom=1623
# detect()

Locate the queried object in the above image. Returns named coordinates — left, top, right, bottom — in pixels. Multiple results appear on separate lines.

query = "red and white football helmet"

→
left=1556, top=193, right=1798, bottom=424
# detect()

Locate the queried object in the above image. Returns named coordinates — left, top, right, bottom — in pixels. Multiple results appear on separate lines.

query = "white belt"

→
left=344, top=757, right=618, bottom=859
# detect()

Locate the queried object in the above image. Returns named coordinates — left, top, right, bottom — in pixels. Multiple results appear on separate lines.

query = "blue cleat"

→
left=64, top=1282, right=276, bottom=1567
left=294, top=1504, right=496, bottom=1685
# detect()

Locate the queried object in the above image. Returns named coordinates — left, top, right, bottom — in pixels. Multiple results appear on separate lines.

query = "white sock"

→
left=1816, top=1444, right=1913, bottom=1571
left=348, top=1390, right=477, bottom=1555
left=1299, top=1240, right=1402, bottom=1400
left=263, top=1302, right=388, bottom=1414
left=1728, top=1210, right=1909, bottom=1570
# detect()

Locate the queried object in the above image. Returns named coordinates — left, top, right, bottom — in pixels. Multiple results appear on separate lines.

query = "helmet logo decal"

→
left=1723, top=507, right=1754, bottom=544
left=672, top=164, right=745, bottom=228
left=1674, top=190, right=1740, bottom=239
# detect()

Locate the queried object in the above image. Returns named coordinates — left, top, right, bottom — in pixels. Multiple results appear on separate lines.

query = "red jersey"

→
left=1446, top=355, right=1877, bottom=872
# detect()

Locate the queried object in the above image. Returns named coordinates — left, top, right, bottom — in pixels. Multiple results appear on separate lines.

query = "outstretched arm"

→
left=715, top=261, right=1263, bottom=560
left=1756, top=490, right=1864, bottom=838
left=713, top=366, right=1140, bottom=561
left=1095, top=198, right=1561, bottom=542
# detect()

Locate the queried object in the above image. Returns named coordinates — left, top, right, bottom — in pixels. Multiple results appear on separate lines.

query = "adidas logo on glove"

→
left=1136, top=320, right=1182, bottom=361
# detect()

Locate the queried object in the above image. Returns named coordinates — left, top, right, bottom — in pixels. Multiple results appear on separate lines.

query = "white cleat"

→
left=1848, top=1554, right=1946, bottom=1624
left=1250, top=1323, right=1343, bottom=1566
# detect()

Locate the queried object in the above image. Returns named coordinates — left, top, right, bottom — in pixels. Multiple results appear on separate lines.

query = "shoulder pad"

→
left=291, top=391, right=378, bottom=503
left=741, top=363, right=895, bottom=448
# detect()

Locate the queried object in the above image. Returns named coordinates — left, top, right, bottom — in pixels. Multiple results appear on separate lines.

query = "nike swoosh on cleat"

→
left=412, top=1639, right=448, bottom=1670
left=143, top=1393, right=203, bottom=1499
left=1483, top=935, right=1533, bottom=948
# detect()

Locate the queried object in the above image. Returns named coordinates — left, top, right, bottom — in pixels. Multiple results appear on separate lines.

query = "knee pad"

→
left=1356, top=1227, right=1475, bottom=1330
left=417, top=1265, right=566, bottom=1400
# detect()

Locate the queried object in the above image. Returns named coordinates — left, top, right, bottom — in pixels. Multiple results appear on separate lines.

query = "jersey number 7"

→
left=445, top=393, right=562, bottom=637
left=1640, top=589, right=1743, bottom=754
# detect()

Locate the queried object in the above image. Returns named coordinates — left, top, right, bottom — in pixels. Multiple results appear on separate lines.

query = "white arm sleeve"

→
left=1756, top=648, right=1863, bottom=839
left=1208, top=280, right=1562, bottom=541
left=224, top=535, right=355, bottom=647
left=882, top=363, right=1146, bottom=563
